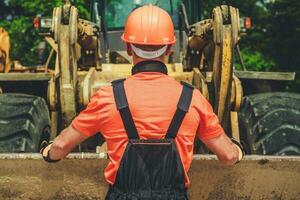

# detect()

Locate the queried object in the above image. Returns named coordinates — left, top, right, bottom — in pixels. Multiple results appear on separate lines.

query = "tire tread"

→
left=239, top=92, right=300, bottom=155
left=0, top=93, right=50, bottom=152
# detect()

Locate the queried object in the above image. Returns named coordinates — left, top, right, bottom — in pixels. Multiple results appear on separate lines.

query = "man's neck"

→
left=132, top=56, right=165, bottom=65
left=131, top=60, right=168, bottom=75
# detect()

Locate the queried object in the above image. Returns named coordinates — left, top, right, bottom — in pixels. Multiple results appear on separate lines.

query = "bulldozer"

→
left=0, top=0, right=300, bottom=199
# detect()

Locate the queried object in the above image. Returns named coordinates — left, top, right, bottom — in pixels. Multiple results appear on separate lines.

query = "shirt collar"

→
left=131, top=61, right=168, bottom=75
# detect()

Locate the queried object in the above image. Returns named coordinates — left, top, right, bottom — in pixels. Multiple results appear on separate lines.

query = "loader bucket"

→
left=0, top=154, right=299, bottom=200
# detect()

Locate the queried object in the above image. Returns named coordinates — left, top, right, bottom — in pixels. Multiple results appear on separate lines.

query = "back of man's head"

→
left=121, top=4, right=176, bottom=63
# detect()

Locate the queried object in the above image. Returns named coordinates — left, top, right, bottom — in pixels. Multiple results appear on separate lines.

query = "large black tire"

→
left=239, top=92, right=300, bottom=155
left=0, top=93, right=51, bottom=153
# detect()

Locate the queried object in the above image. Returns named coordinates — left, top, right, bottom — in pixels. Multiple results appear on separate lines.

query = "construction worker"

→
left=41, top=5, right=244, bottom=200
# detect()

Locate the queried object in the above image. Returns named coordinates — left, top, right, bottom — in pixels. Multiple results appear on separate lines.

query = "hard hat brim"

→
left=121, top=34, right=176, bottom=46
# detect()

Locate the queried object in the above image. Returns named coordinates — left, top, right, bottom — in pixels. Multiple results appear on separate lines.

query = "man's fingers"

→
left=234, top=144, right=243, bottom=161
left=39, top=140, right=49, bottom=153
left=41, top=143, right=52, bottom=157
left=231, top=138, right=245, bottom=163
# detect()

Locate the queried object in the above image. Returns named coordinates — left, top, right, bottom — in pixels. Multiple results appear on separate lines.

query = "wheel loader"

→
left=0, top=0, right=300, bottom=199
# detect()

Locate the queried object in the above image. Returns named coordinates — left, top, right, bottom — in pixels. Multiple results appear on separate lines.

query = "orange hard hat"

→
left=121, top=4, right=176, bottom=45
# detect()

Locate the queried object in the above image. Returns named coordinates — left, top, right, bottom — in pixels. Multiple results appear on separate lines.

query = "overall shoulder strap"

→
left=112, top=79, right=139, bottom=139
left=166, top=82, right=194, bottom=139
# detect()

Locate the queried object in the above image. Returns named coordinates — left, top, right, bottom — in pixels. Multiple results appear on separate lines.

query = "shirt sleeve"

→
left=194, top=90, right=224, bottom=142
left=72, top=91, right=103, bottom=137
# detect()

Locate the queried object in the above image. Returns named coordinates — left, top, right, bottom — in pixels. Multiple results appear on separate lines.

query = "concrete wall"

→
left=0, top=154, right=299, bottom=200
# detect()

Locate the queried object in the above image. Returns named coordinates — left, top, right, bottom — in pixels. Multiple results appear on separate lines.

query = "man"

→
left=41, top=5, right=243, bottom=200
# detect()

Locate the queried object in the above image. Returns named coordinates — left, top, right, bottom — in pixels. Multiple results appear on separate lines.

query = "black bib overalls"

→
left=105, top=79, right=194, bottom=200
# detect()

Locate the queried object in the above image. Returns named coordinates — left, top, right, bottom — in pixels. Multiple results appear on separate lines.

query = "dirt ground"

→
left=0, top=154, right=300, bottom=200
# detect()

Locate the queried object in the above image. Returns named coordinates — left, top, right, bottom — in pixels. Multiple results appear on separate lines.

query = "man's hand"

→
left=40, top=141, right=60, bottom=163
left=231, top=138, right=245, bottom=163
left=40, top=125, right=89, bottom=163
left=203, top=133, right=244, bottom=166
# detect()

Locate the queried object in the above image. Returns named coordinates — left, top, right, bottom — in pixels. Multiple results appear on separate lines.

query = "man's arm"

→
left=194, top=90, right=243, bottom=165
left=41, top=125, right=88, bottom=161
left=203, top=133, right=243, bottom=166
left=41, top=90, right=107, bottom=161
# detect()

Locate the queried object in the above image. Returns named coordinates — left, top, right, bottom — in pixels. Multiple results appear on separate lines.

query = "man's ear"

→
left=165, top=45, right=173, bottom=56
left=126, top=43, right=133, bottom=56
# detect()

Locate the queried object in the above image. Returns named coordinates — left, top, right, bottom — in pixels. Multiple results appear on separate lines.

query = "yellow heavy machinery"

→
left=0, top=0, right=300, bottom=199
left=0, top=0, right=298, bottom=154
left=0, top=27, right=10, bottom=73
left=44, top=0, right=298, bottom=155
